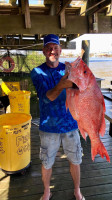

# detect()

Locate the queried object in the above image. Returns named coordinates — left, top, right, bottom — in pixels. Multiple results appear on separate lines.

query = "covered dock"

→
left=0, top=1, right=112, bottom=200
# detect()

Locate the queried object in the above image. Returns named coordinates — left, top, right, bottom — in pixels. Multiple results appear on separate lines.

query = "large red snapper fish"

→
left=65, top=57, right=110, bottom=162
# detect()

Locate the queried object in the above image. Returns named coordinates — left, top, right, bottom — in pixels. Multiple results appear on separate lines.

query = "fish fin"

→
left=71, top=56, right=81, bottom=67
left=99, top=117, right=106, bottom=137
left=103, top=96, right=106, bottom=113
left=78, top=126, right=87, bottom=140
left=91, top=141, right=110, bottom=162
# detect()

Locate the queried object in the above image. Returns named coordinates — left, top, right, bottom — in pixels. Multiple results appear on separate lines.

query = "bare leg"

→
left=70, top=162, right=83, bottom=200
left=41, top=164, right=52, bottom=200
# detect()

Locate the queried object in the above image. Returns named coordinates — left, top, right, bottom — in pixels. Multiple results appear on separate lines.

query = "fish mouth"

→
left=72, top=83, right=79, bottom=90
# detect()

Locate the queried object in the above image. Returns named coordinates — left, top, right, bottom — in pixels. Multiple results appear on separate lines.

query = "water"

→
left=59, top=57, right=112, bottom=89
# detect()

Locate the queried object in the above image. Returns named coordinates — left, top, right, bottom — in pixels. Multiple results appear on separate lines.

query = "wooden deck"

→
left=102, top=89, right=112, bottom=136
left=0, top=117, right=112, bottom=200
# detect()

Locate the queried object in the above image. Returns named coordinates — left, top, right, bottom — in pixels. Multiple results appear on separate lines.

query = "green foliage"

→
left=11, top=55, right=27, bottom=72
left=0, top=51, right=46, bottom=73
left=25, top=51, right=45, bottom=71
left=0, top=51, right=46, bottom=98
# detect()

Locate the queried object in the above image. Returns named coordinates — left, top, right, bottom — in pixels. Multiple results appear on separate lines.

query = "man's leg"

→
left=62, top=130, right=83, bottom=200
left=70, top=162, right=83, bottom=200
left=41, top=165, right=52, bottom=200
left=39, top=131, right=61, bottom=200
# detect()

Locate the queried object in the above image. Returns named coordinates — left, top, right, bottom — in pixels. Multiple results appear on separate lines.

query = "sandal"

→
left=40, top=193, right=52, bottom=200
left=75, top=195, right=85, bottom=200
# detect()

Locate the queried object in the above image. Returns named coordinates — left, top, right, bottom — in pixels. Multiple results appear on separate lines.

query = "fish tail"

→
left=91, top=141, right=110, bottom=162
left=78, top=126, right=87, bottom=140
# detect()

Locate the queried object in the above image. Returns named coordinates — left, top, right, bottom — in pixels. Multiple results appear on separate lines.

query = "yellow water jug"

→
left=9, top=90, right=31, bottom=114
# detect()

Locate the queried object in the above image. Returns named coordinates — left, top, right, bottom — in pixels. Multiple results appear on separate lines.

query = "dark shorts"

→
left=39, top=129, right=83, bottom=169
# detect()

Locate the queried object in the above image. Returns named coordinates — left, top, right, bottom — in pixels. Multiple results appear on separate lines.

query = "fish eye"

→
left=84, top=70, right=87, bottom=74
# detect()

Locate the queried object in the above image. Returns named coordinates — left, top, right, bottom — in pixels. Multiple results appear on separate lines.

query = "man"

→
left=31, top=34, right=85, bottom=200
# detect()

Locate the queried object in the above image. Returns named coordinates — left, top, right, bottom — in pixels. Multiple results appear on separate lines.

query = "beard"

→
left=49, top=54, right=59, bottom=63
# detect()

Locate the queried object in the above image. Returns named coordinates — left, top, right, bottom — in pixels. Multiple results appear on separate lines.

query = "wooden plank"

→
left=0, top=15, right=88, bottom=34
left=0, top=117, right=112, bottom=200
left=106, top=2, right=112, bottom=16
left=109, top=122, right=112, bottom=136
left=104, top=93, right=112, bottom=100
left=98, top=15, right=112, bottom=33
left=57, top=0, right=72, bottom=15
left=104, top=99, right=112, bottom=122
left=0, top=14, right=112, bottom=34
left=85, top=0, right=111, bottom=16
left=80, top=1, right=87, bottom=16
left=104, top=98, right=112, bottom=136
left=60, top=10, right=66, bottom=28
left=24, top=0, right=31, bottom=29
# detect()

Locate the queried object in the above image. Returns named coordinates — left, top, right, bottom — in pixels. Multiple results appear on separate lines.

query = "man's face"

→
left=43, top=43, right=62, bottom=63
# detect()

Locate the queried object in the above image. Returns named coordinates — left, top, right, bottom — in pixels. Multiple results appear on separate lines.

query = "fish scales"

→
left=65, top=57, right=110, bottom=162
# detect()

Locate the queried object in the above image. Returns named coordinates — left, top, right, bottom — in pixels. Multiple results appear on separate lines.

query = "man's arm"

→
left=46, top=73, right=73, bottom=101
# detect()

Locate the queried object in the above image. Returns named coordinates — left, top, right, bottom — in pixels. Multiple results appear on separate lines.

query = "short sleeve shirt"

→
left=31, top=62, right=78, bottom=133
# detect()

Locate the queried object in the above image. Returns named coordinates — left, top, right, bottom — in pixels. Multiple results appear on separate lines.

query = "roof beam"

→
left=57, top=0, right=72, bottom=15
left=18, top=0, right=31, bottom=29
left=80, top=0, right=111, bottom=16
left=60, top=10, right=66, bottom=28
left=106, top=0, right=112, bottom=16
left=24, top=0, right=31, bottom=29
left=80, top=1, right=87, bottom=16
left=0, top=15, right=88, bottom=34
left=58, top=0, right=72, bottom=29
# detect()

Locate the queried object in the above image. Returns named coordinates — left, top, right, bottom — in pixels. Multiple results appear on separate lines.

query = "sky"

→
left=4, top=0, right=44, bottom=4
left=71, top=34, right=112, bottom=54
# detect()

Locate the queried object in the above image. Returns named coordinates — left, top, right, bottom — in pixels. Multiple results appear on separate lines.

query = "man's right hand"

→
left=57, top=72, right=73, bottom=90
left=46, top=72, right=73, bottom=101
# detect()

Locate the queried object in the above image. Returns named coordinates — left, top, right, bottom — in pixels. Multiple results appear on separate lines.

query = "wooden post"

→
left=50, top=0, right=56, bottom=16
left=109, top=123, right=112, bottom=137
left=7, top=50, right=11, bottom=69
left=81, top=40, right=90, bottom=67
left=60, top=10, right=66, bottom=28
left=93, top=13, right=98, bottom=33
left=18, top=0, right=31, bottom=29
left=24, top=0, right=31, bottom=29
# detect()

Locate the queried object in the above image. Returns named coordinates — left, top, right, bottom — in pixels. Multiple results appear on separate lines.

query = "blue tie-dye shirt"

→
left=31, top=62, right=78, bottom=133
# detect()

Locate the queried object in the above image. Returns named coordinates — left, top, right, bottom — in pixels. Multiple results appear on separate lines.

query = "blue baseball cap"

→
left=44, top=34, right=60, bottom=46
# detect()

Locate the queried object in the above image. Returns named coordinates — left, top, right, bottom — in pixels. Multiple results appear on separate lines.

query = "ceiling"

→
left=0, top=0, right=111, bottom=50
